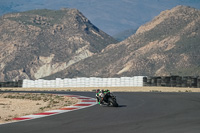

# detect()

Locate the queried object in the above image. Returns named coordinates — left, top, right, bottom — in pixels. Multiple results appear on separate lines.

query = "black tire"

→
left=108, top=97, right=118, bottom=107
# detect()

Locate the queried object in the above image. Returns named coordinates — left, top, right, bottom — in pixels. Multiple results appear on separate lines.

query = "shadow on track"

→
left=99, top=104, right=127, bottom=108
left=118, top=105, right=127, bottom=107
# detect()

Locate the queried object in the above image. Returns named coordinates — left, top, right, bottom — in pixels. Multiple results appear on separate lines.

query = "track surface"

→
left=1, top=91, right=200, bottom=133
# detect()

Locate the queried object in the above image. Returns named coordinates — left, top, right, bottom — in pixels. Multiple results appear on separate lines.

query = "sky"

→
left=0, top=0, right=200, bottom=35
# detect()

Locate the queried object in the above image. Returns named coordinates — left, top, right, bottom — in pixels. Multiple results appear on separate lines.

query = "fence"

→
left=22, top=76, right=145, bottom=88
left=0, top=81, right=23, bottom=88
left=143, top=76, right=200, bottom=88
left=1, top=76, right=200, bottom=88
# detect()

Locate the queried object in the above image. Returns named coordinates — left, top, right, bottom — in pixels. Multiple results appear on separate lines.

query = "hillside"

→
left=45, top=5, right=200, bottom=79
left=0, top=8, right=117, bottom=81
left=113, top=29, right=137, bottom=41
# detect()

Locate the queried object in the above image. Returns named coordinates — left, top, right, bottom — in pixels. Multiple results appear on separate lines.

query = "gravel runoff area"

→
left=0, top=93, right=79, bottom=124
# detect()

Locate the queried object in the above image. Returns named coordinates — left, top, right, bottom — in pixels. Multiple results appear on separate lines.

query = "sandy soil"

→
left=0, top=93, right=78, bottom=124
left=1, top=86, right=200, bottom=92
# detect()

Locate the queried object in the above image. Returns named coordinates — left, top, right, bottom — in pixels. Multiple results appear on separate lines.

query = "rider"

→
left=96, top=89, right=110, bottom=105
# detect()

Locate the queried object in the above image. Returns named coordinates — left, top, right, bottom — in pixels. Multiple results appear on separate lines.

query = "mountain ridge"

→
left=0, top=8, right=117, bottom=81
left=1, top=0, right=200, bottom=35
left=44, top=5, right=200, bottom=79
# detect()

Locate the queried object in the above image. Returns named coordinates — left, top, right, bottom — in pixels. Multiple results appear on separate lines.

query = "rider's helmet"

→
left=96, top=89, right=100, bottom=93
left=105, top=89, right=109, bottom=92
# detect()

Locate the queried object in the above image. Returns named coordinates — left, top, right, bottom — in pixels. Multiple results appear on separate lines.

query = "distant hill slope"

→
left=45, top=6, right=200, bottom=79
left=0, top=8, right=117, bottom=81
left=113, top=29, right=137, bottom=41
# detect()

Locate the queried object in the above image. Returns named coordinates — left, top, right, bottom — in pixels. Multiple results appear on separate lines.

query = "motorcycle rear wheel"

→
left=108, top=97, right=118, bottom=107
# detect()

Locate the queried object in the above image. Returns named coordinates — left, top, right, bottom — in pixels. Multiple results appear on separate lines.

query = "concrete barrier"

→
left=22, top=76, right=146, bottom=88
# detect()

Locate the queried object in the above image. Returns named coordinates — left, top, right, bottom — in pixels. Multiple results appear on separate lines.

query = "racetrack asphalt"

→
left=1, top=91, right=200, bottom=133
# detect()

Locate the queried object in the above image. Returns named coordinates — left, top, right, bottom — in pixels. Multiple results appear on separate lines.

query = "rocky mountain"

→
left=0, top=8, right=117, bottom=81
left=45, top=5, right=200, bottom=79
left=1, top=0, right=200, bottom=35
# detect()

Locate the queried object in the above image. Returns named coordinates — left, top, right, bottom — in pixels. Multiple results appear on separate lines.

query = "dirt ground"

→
left=0, top=93, right=78, bottom=124
left=1, top=86, right=200, bottom=92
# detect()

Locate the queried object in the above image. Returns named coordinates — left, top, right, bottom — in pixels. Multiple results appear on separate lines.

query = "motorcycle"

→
left=99, top=92, right=118, bottom=107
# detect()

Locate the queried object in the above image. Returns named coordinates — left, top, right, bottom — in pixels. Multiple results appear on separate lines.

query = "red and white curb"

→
left=1, top=94, right=97, bottom=124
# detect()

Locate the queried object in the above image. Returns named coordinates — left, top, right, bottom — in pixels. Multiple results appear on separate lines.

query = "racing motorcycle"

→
left=99, top=92, right=118, bottom=107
